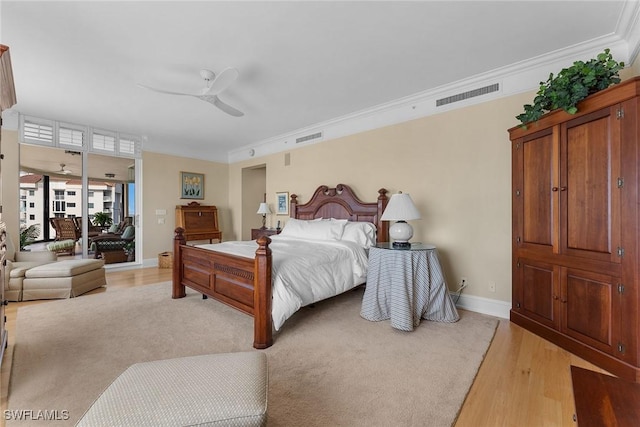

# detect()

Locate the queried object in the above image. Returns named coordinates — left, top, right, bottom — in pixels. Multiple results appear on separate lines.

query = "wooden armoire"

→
left=510, top=77, right=640, bottom=382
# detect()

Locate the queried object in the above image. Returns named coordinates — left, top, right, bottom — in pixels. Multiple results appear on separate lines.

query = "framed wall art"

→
left=181, top=172, right=204, bottom=200
left=275, top=191, right=289, bottom=215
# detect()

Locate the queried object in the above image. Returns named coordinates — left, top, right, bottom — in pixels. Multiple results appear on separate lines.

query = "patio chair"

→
left=51, top=218, right=81, bottom=242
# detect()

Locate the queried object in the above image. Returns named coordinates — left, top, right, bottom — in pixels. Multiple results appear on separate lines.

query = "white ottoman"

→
left=77, top=352, right=268, bottom=427
left=22, top=259, right=106, bottom=301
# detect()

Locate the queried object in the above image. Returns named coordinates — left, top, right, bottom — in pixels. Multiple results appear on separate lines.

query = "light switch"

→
left=155, top=209, right=167, bottom=215
left=158, top=218, right=165, bottom=224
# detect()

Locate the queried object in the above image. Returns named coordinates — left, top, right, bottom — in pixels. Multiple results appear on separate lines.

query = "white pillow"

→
left=340, top=221, right=377, bottom=249
left=279, top=218, right=346, bottom=240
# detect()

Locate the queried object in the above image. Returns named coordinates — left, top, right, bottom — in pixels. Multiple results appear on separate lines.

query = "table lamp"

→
left=256, top=202, right=271, bottom=229
left=380, top=191, right=421, bottom=247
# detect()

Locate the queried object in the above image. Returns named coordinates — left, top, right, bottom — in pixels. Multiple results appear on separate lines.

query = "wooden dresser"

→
left=175, top=202, right=222, bottom=243
left=509, top=77, right=640, bottom=382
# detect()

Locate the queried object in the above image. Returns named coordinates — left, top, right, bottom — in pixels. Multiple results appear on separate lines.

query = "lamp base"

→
left=392, top=241, right=411, bottom=248
left=389, top=220, right=413, bottom=246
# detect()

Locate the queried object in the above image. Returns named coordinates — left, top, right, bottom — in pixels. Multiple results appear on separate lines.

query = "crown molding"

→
left=229, top=27, right=637, bottom=164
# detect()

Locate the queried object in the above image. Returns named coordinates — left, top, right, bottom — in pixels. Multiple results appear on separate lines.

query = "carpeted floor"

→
left=8, top=282, right=498, bottom=426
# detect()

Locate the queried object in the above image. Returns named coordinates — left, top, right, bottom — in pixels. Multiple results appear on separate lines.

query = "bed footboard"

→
left=173, top=228, right=273, bottom=348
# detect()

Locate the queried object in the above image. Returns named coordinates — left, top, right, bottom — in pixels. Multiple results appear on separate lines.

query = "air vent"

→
left=436, top=83, right=499, bottom=107
left=296, top=131, right=323, bottom=144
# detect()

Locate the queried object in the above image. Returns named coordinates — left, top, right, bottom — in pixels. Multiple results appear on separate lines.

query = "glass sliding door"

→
left=87, top=153, right=136, bottom=264
left=19, top=144, right=82, bottom=251
left=18, top=146, right=138, bottom=265
left=18, top=114, right=142, bottom=264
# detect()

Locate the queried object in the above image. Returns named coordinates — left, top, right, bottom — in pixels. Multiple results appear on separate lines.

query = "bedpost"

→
left=253, top=235, right=273, bottom=349
left=377, top=188, right=389, bottom=243
left=172, top=227, right=187, bottom=299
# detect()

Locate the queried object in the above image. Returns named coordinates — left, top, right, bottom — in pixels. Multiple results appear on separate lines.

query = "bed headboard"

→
left=289, top=184, right=389, bottom=243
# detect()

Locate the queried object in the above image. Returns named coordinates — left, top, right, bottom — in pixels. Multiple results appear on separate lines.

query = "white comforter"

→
left=196, top=235, right=369, bottom=330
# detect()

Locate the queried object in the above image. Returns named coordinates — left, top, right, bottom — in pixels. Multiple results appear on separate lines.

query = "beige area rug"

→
left=9, top=282, right=498, bottom=426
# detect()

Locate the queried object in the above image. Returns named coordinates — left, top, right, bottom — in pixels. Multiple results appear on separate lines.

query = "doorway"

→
left=241, top=165, right=267, bottom=240
left=19, top=144, right=138, bottom=264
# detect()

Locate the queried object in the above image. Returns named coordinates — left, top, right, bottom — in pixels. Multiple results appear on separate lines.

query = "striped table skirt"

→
left=360, top=245, right=460, bottom=331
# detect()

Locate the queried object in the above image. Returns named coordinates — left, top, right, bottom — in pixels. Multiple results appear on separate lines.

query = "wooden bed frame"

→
left=172, top=184, right=389, bottom=349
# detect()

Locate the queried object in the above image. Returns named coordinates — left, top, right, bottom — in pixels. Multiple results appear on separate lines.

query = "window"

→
left=54, top=190, right=65, bottom=200
left=20, top=115, right=141, bottom=159
left=67, top=191, right=76, bottom=196
left=88, top=203, right=94, bottom=209
left=29, top=215, right=35, bottom=220
left=58, top=125, right=84, bottom=149
left=29, top=202, right=34, bottom=208
left=88, top=191, right=94, bottom=198
left=92, top=131, right=116, bottom=153
left=53, top=201, right=66, bottom=212
left=21, top=118, right=54, bottom=146
left=28, top=190, right=35, bottom=196
left=67, top=202, right=76, bottom=208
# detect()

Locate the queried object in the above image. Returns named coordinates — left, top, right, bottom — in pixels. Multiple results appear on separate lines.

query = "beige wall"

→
left=230, top=92, right=535, bottom=302
left=142, top=151, right=229, bottom=259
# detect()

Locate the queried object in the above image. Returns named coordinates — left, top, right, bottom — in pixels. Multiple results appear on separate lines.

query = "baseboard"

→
left=450, top=292, right=511, bottom=319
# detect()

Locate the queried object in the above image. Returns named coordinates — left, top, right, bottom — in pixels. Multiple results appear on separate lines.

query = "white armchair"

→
left=4, top=235, right=57, bottom=301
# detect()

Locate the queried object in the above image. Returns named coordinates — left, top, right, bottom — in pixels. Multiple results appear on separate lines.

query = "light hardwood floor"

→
left=0, top=267, right=608, bottom=426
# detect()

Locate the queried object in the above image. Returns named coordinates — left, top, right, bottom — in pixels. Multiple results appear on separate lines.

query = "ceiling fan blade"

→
left=211, top=95, right=244, bottom=117
left=137, top=83, right=193, bottom=97
left=203, top=67, right=239, bottom=95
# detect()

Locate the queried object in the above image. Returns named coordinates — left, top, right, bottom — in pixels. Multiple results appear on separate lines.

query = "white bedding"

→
left=196, top=235, right=369, bottom=330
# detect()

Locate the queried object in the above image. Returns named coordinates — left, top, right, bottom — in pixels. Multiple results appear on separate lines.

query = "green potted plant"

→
left=92, top=212, right=113, bottom=228
left=19, top=224, right=41, bottom=250
left=124, top=241, right=135, bottom=262
left=516, top=49, right=625, bottom=126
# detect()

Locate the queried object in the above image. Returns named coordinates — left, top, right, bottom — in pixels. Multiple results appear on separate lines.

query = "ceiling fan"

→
left=56, top=163, right=73, bottom=175
left=137, top=68, right=244, bottom=117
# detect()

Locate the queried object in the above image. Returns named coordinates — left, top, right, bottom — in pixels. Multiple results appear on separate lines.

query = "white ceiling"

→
left=2, top=1, right=639, bottom=164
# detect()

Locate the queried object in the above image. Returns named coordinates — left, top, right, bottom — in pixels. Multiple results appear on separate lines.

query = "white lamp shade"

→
left=256, top=202, right=271, bottom=215
left=380, top=192, right=421, bottom=221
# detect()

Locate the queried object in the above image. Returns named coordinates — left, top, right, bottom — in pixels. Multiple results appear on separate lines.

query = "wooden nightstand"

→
left=251, top=228, right=280, bottom=240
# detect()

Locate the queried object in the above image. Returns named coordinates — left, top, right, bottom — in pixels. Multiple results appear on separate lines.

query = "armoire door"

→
left=514, top=127, right=557, bottom=256
left=559, top=106, right=621, bottom=264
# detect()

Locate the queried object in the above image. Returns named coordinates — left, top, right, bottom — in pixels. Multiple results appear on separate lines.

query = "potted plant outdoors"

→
left=92, top=212, right=113, bottom=229
left=516, top=49, right=625, bottom=126
left=124, top=241, right=135, bottom=262
left=19, top=224, right=41, bottom=250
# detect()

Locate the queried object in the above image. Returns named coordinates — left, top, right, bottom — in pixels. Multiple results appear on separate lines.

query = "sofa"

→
left=4, top=235, right=58, bottom=301
left=4, top=235, right=106, bottom=302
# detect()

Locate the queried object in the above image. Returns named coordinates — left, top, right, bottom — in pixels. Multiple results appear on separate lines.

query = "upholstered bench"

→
left=46, top=239, right=76, bottom=255
left=21, top=259, right=106, bottom=301
left=77, top=352, right=268, bottom=427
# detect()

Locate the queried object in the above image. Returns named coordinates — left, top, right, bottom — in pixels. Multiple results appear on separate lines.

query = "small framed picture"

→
left=181, top=172, right=204, bottom=200
left=276, top=192, right=289, bottom=215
